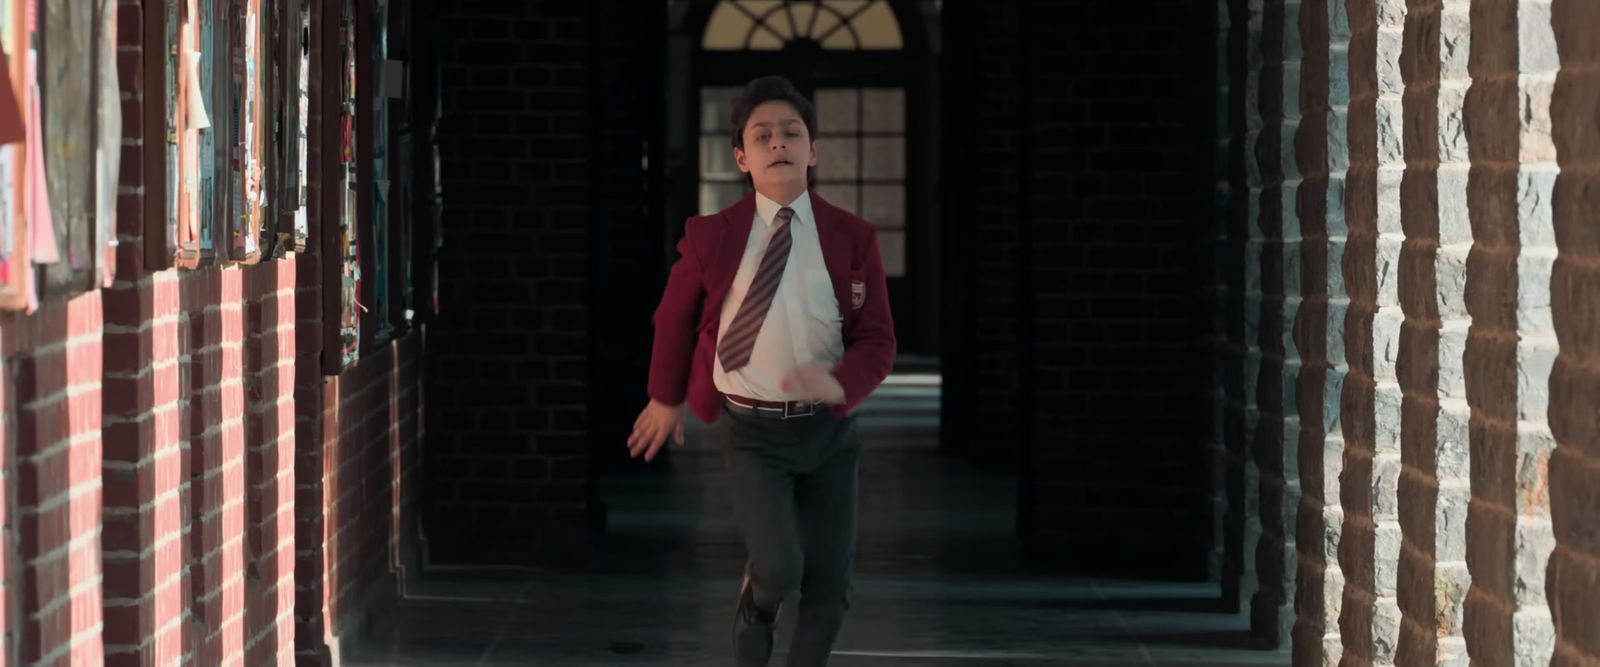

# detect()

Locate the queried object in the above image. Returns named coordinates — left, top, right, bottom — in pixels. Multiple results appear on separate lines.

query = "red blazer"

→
left=647, top=192, right=897, bottom=423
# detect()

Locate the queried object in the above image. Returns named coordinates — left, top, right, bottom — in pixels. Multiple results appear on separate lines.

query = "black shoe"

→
left=733, top=571, right=777, bottom=666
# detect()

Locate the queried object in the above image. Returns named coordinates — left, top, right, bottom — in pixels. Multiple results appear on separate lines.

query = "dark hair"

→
left=729, top=75, right=817, bottom=186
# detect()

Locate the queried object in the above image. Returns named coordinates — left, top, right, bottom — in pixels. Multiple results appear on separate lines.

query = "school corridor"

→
left=0, top=1, right=1593, bottom=666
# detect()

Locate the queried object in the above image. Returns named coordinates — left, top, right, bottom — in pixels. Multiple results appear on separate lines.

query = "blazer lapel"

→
left=707, top=193, right=758, bottom=310
left=811, top=196, right=852, bottom=324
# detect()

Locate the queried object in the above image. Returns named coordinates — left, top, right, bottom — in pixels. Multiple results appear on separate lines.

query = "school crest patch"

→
left=850, top=280, right=866, bottom=310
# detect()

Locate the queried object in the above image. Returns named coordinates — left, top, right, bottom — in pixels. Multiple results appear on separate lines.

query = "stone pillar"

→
left=1548, top=0, right=1600, bottom=663
left=1292, top=0, right=1337, bottom=662
left=1339, top=0, right=1382, bottom=662
left=1273, top=0, right=1306, bottom=646
left=1211, top=0, right=1235, bottom=590
left=1252, top=0, right=1289, bottom=645
left=1242, top=0, right=1267, bottom=619
left=1325, top=0, right=1356, bottom=660
left=1371, top=0, right=1409, bottom=663
left=1509, top=0, right=1558, bottom=662
left=1462, top=0, right=1520, bottom=663
left=1396, top=0, right=1473, bottom=663
left=1433, top=4, right=1475, bottom=661
left=1227, top=0, right=1257, bottom=613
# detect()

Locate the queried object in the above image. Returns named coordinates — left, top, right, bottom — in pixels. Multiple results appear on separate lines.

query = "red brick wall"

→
left=5, top=256, right=423, bottom=667
left=295, top=336, right=423, bottom=667
left=99, top=0, right=188, bottom=662
left=5, top=293, right=106, bottom=667
left=293, top=0, right=426, bottom=664
left=244, top=262, right=298, bottom=666
left=0, top=344, right=11, bottom=666
left=181, top=269, right=249, bottom=666
left=1549, top=0, right=1599, bottom=663
left=0, top=354, right=8, bottom=667
left=101, top=266, right=185, bottom=667
left=0, top=2, right=427, bottom=667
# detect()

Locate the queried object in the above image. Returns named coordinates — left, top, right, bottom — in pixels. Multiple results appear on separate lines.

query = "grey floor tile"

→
left=348, top=376, right=1288, bottom=667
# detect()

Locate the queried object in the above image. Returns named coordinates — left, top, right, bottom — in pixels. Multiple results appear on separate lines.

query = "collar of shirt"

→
left=753, top=189, right=814, bottom=229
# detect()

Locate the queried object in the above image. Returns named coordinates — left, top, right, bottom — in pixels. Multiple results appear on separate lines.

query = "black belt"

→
left=725, top=394, right=823, bottom=419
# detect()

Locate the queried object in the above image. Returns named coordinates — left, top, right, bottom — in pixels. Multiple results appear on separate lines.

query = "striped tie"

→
left=718, top=207, right=795, bottom=373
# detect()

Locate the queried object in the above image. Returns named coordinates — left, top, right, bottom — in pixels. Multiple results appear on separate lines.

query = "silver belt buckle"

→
left=784, top=400, right=815, bottom=420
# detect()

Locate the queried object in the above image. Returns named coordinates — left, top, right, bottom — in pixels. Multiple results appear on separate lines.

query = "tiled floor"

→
left=348, top=373, right=1289, bottom=666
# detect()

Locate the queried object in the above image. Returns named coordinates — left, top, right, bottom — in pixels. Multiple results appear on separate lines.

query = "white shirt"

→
left=713, top=190, right=844, bottom=401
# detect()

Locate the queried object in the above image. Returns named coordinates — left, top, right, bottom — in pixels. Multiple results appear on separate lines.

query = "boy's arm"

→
left=831, top=227, right=896, bottom=409
left=647, top=227, right=707, bottom=405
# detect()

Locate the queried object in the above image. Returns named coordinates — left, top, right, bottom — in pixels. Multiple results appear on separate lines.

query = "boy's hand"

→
left=628, top=399, right=685, bottom=462
left=780, top=363, right=846, bottom=404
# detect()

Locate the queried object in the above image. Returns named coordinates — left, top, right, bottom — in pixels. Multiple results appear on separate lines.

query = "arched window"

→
left=701, top=0, right=903, bottom=51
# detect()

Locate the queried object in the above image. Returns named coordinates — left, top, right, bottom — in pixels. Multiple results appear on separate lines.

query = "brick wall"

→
left=0, top=1, right=429, bottom=666
left=5, top=294, right=106, bottom=667
left=0, top=351, right=9, bottom=666
left=243, top=262, right=297, bottom=667
left=1549, top=1, right=1600, bottom=663
left=296, top=337, right=423, bottom=666
left=0, top=347, right=10, bottom=666
left=101, top=260, right=185, bottom=666
left=939, top=0, right=1025, bottom=471
left=101, top=0, right=187, bottom=662
left=294, top=0, right=336, bottom=662
left=429, top=1, right=593, bottom=562
left=1022, top=0, right=1211, bottom=576
left=181, top=269, right=249, bottom=666
left=294, top=0, right=428, bottom=663
left=588, top=1, right=665, bottom=478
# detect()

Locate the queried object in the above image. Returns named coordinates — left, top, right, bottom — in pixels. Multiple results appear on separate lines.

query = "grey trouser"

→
left=719, top=401, right=861, bottom=667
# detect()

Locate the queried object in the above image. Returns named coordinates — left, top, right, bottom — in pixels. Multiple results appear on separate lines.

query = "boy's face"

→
left=735, top=100, right=816, bottom=193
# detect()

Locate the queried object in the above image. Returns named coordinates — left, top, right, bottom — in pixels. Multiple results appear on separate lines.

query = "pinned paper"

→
left=97, top=0, right=122, bottom=287
left=0, top=49, right=23, bottom=146
left=0, top=145, right=14, bottom=258
left=185, top=50, right=209, bottom=130
left=25, top=77, right=55, bottom=265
